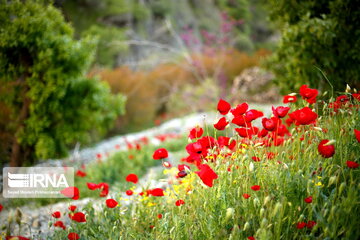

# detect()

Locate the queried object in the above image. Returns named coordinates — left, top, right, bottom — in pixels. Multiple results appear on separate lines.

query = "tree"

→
left=265, top=0, right=360, bottom=93
left=0, top=0, right=125, bottom=167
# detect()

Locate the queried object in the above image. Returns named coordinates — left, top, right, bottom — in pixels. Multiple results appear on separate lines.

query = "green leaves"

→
left=0, top=0, right=125, bottom=165
left=265, top=0, right=360, bottom=93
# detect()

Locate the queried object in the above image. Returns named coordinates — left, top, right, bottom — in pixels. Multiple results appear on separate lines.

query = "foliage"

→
left=96, top=49, right=268, bottom=133
left=0, top=0, right=125, bottom=166
left=265, top=0, right=360, bottom=93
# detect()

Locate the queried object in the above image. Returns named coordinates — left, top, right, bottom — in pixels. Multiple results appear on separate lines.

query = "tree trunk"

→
left=9, top=80, right=31, bottom=167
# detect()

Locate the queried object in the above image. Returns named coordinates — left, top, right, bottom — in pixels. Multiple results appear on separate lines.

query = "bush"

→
left=0, top=1, right=125, bottom=166
left=265, top=0, right=360, bottom=93
left=97, top=49, right=269, bottom=133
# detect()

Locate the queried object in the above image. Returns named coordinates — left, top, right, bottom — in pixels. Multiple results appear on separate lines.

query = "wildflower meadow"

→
left=1, top=1, right=360, bottom=240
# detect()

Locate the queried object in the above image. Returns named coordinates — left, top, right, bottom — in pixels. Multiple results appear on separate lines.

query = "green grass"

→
left=48, top=96, right=359, bottom=239
left=2, top=135, right=187, bottom=209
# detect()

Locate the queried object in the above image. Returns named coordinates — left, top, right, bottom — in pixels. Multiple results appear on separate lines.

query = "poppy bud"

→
left=225, top=208, right=234, bottom=221
left=178, top=171, right=187, bottom=178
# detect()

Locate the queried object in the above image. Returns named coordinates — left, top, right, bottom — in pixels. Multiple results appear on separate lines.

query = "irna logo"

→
left=8, top=172, right=69, bottom=188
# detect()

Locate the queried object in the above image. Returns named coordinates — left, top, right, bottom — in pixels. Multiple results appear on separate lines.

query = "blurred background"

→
left=1, top=0, right=359, bottom=167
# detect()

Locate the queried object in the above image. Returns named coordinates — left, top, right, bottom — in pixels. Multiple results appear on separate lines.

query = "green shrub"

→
left=265, top=0, right=360, bottom=93
left=0, top=0, right=125, bottom=166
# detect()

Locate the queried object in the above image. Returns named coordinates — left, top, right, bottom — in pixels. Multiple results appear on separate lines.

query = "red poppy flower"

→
left=54, top=220, right=66, bottom=230
left=0, top=204, right=3, bottom=212
left=87, top=182, right=99, bottom=190
left=248, top=237, right=255, bottom=240
left=149, top=188, right=164, bottom=197
left=75, top=170, right=86, bottom=177
left=304, top=196, right=313, bottom=203
left=354, top=129, right=360, bottom=143
left=189, top=126, right=204, bottom=139
left=70, top=212, right=86, bottom=222
left=217, top=99, right=231, bottom=115
left=242, top=193, right=251, bottom=199
left=245, top=109, right=264, bottom=122
left=178, top=164, right=191, bottom=172
left=96, top=153, right=102, bottom=159
left=162, top=161, right=172, bottom=168
left=68, top=205, right=77, bottom=212
left=235, top=127, right=258, bottom=138
left=232, top=115, right=249, bottom=127
left=272, top=106, right=290, bottom=118
left=175, top=199, right=185, bottom=206
left=318, top=140, right=335, bottom=158
left=52, top=211, right=61, bottom=218
left=178, top=171, right=187, bottom=178
left=60, top=186, right=79, bottom=200
left=299, top=85, right=318, bottom=104
left=252, top=156, right=260, bottom=162
left=267, top=152, right=275, bottom=159
left=352, top=93, right=360, bottom=101
left=346, top=161, right=359, bottom=169
left=125, top=174, right=138, bottom=184
left=289, top=107, right=317, bottom=125
left=251, top=185, right=261, bottom=191
left=157, top=214, right=163, bottom=219
left=153, top=148, right=169, bottom=160
left=306, top=220, right=317, bottom=229
left=262, top=117, right=279, bottom=131
left=336, top=95, right=350, bottom=104
left=283, top=95, right=297, bottom=103
left=231, top=103, right=248, bottom=117
left=195, top=164, right=218, bottom=187
left=99, top=182, right=109, bottom=197
left=106, top=199, right=118, bottom=208
left=68, top=232, right=80, bottom=240
left=217, top=136, right=236, bottom=150
left=296, top=222, right=306, bottom=229
left=214, top=117, right=229, bottom=130
left=257, top=128, right=268, bottom=138
left=277, top=124, right=290, bottom=136
left=6, top=236, right=31, bottom=240
left=126, top=190, right=133, bottom=196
